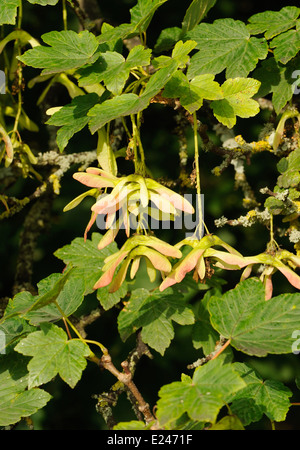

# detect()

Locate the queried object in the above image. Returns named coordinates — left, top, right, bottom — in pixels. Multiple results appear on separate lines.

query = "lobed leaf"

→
left=208, top=278, right=300, bottom=356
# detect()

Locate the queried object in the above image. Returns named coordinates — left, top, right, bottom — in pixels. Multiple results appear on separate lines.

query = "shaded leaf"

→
left=118, top=288, right=194, bottom=355
left=46, top=93, right=99, bottom=151
left=252, top=56, right=300, bottom=114
left=229, top=363, right=292, bottom=425
left=208, top=278, right=300, bottom=356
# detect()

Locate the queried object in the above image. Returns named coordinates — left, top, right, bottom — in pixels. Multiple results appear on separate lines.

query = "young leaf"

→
left=187, top=18, right=268, bottom=79
left=208, top=278, right=300, bottom=356
left=88, top=39, right=197, bottom=134
left=78, top=46, right=151, bottom=95
left=15, top=323, right=91, bottom=389
left=0, top=267, right=74, bottom=324
left=117, top=288, right=194, bottom=355
left=154, top=27, right=182, bottom=53
left=229, top=363, right=292, bottom=425
left=88, top=60, right=179, bottom=133
left=247, top=6, right=300, bottom=39
left=211, top=77, right=261, bottom=128
left=46, top=93, right=99, bottom=151
left=18, top=30, right=99, bottom=75
left=0, top=0, right=20, bottom=25
left=17, top=273, right=86, bottom=326
left=156, top=359, right=246, bottom=425
left=163, top=71, right=223, bottom=113
left=182, top=0, right=217, bottom=33
left=0, top=354, right=52, bottom=427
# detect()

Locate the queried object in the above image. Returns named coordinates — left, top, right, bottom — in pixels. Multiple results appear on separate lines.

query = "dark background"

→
left=1, top=0, right=300, bottom=430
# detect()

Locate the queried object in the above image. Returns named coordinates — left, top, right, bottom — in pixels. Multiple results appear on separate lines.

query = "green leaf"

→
left=0, top=354, right=51, bottom=426
left=15, top=323, right=90, bottom=389
left=98, top=0, right=168, bottom=44
left=117, top=288, right=194, bottom=355
left=46, top=93, right=99, bottom=151
left=247, top=6, right=300, bottom=39
left=229, top=363, right=292, bottom=425
left=18, top=30, right=99, bottom=75
left=182, top=0, right=217, bottom=33
left=271, top=26, right=300, bottom=64
left=78, top=45, right=151, bottom=95
left=163, top=71, right=223, bottom=113
left=187, top=18, right=268, bottom=79
left=54, top=233, right=127, bottom=305
left=211, top=77, right=261, bottom=128
left=156, top=359, right=246, bottom=425
left=208, top=278, right=300, bottom=357
left=27, top=0, right=59, bottom=4
left=252, top=56, right=300, bottom=114
left=0, top=0, right=20, bottom=25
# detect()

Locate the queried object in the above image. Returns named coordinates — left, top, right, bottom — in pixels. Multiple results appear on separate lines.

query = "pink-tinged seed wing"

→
left=73, top=172, right=116, bottom=189
left=174, top=247, right=205, bottom=282
left=146, top=179, right=194, bottom=214
left=263, top=275, right=273, bottom=300
left=84, top=212, right=97, bottom=241
left=142, top=236, right=182, bottom=259
left=130, top=256, right=141, bottom=279
left=159, top=271, right=178, bottom=291
left=109, top=257, right=132, bottom=293
left=93, top=251, right=128, bottom=289
left=276, top=265, right=300, bottom=290
left=86, top=167, right=118, bottom=179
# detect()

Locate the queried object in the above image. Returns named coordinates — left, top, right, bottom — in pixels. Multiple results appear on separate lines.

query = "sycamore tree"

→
left=1, top=0, right=300, bottom=430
